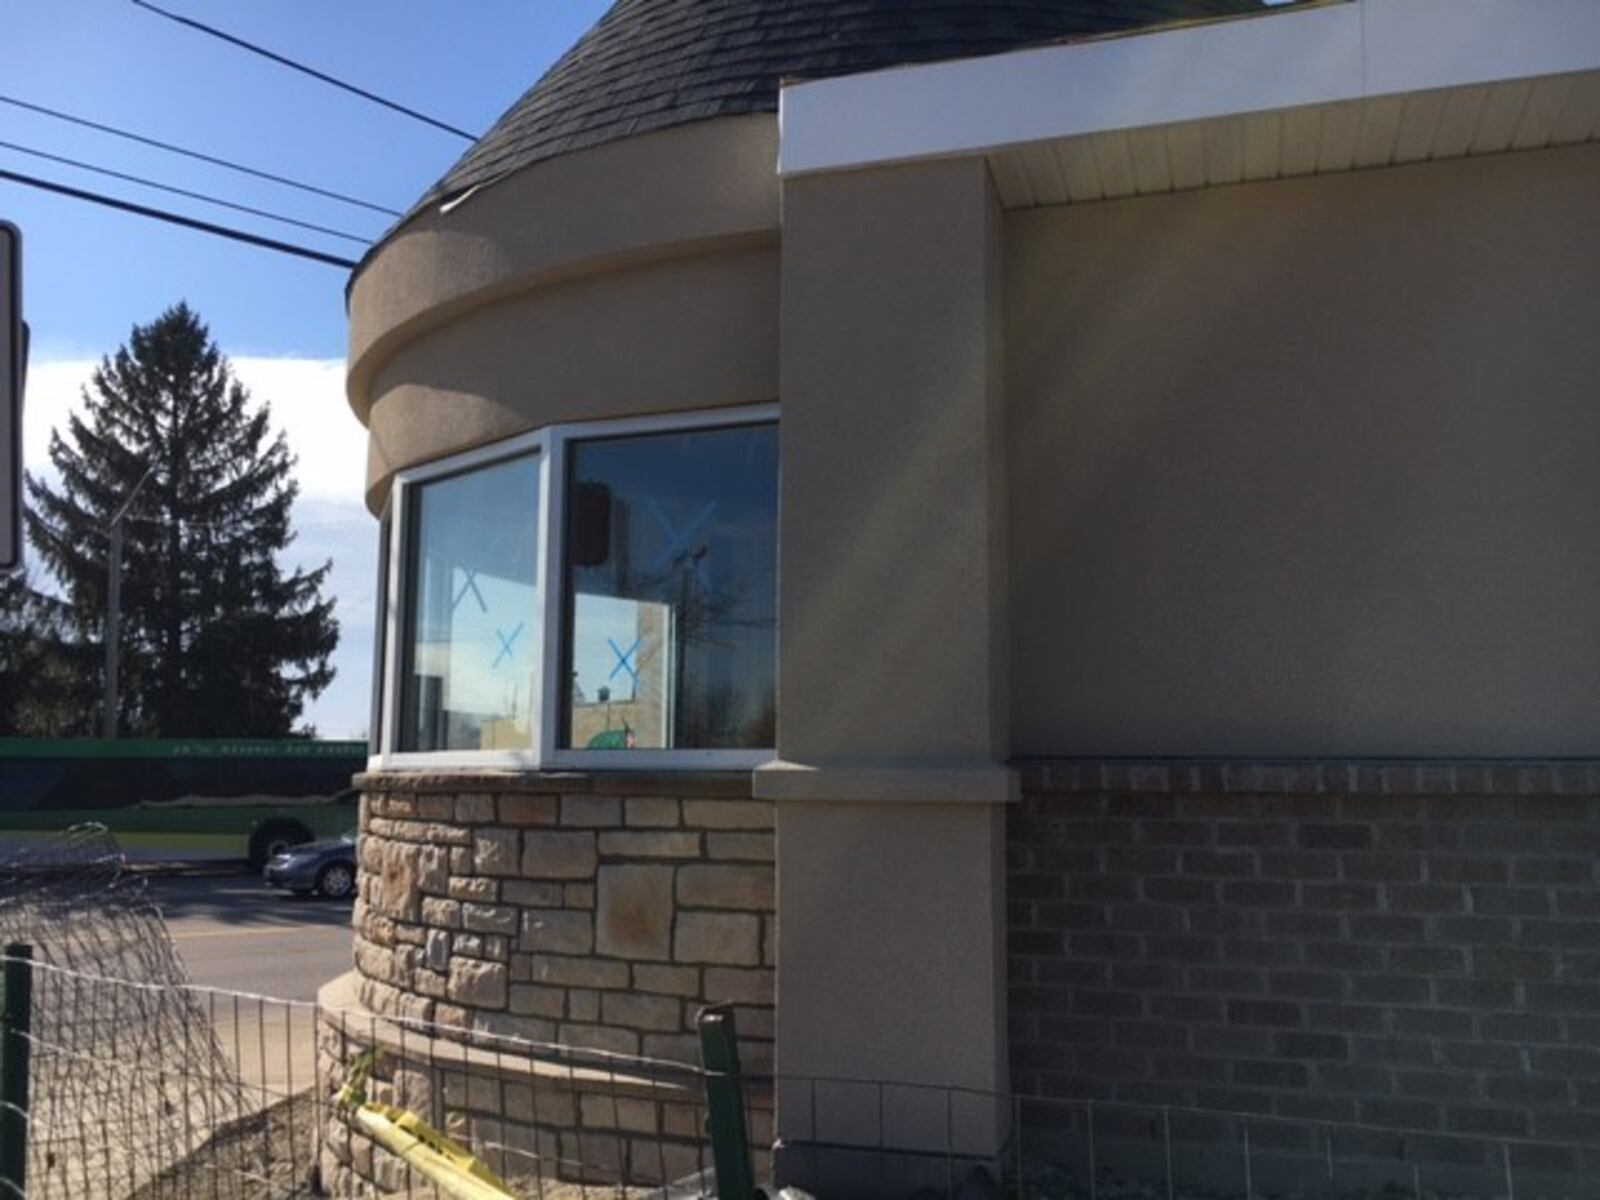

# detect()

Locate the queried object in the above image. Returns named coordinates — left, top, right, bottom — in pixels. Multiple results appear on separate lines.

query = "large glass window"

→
left=377, top=410, right=776, bottom=766
left=398, top=452, right=540, bottom=753
left=560, top=425, right=778, bottom=751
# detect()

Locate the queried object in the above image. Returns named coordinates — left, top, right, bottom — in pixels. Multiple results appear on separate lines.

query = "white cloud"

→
left=22, top=356, right=367, bottom=506
left=19, top=355, right=377, bottom=739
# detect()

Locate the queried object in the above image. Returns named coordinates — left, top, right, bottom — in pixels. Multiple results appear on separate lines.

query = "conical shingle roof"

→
left=414, top=0, right=1265, bottom=213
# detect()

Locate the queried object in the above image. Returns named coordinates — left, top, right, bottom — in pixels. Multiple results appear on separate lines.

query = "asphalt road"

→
left=145, top=869, right=355, bottom=1002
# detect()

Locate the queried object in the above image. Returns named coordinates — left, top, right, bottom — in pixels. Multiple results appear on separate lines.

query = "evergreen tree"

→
left=0, top=572, right=92, bottom=736
left=24, top=304, right=337, bottom=736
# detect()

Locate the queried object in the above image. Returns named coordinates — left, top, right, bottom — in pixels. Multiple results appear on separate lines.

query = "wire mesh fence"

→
left=0, top=828, right=1588, bottom=1199
left=758, top=1071, right=1592, bottom=1200
left=0, top=828, right=743, bottom=1199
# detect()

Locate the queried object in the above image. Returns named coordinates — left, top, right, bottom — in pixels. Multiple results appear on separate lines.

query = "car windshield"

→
left=340, top=830, right=357, bottom=844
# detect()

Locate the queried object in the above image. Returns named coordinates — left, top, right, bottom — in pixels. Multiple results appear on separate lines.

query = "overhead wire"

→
left=0, top=94, right=401, bottom=217
left=0, top=169, right=358, bottom=270
left=130, top=0, right=479, bottom=142
left=0, top=140, right=370, bottom=244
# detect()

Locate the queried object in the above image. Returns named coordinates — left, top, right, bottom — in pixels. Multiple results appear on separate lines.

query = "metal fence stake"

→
left=1503, top=1142, right=1515, bottom=1200
left=0, top=943, right=33, bottom=1200
left=1164, top=1107, right=1174, bottom=1200
left=697, top=1004, right=757, bottom=1200
left=1242, top=1119, right=1252, bottom=1200
left=1087, top=1100, right=1098, bottom=1200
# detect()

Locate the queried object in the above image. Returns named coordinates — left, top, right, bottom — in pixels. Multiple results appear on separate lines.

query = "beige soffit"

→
left=778, top=0, right=1600, bottom=208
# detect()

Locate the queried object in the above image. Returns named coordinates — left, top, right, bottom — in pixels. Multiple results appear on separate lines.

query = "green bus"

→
left=0, top=738, right=366, bottom=865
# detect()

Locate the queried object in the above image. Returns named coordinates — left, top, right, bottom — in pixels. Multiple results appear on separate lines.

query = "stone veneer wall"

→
left=352, top=771, right=775, bottom=1069
left=1008, top=760, right=1600, bottom=1181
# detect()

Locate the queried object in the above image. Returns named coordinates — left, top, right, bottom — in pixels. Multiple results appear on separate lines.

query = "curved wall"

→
left=348, top=115, right=780, bottom=510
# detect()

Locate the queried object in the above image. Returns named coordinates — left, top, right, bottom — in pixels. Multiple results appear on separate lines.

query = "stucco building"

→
left=328, top=0, right=1600, bottom=1193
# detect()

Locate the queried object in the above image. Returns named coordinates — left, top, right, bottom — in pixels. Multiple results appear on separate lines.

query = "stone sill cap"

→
left=316, top=971, right=709, bottom=1102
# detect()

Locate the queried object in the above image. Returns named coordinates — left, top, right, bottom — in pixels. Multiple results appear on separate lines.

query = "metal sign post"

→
left=0, top=222, right=22, bottom=576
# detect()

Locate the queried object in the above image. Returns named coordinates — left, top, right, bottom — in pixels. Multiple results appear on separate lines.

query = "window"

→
left=374, top=406, right=776, bottom=769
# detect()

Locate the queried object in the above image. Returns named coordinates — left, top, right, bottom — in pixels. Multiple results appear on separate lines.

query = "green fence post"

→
left=0, top=943, right=31, bottom=1200
left=698, top=1003, right=759, bottom=1200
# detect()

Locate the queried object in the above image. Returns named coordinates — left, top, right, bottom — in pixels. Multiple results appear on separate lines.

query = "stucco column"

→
left=760, top=157, right=1012, bottom=1188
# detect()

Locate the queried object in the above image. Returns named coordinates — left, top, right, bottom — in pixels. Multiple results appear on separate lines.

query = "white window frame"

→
left=369, top=403, right=778, bottom=773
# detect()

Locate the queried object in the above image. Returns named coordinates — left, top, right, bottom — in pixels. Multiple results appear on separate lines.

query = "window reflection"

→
left=562, top=425, right=778, bottom=751
left=399, top=453, right=539, bottom=752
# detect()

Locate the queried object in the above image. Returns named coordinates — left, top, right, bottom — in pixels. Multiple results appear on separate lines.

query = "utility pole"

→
left=103, top=464, right=156, bottom=738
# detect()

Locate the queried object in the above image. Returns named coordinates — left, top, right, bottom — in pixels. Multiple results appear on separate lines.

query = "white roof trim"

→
left=778, top=0, right=1600, bottom=177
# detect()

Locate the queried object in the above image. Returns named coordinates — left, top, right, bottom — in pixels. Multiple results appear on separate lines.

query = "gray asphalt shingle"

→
left=366, top=1, right=1267, bottom=269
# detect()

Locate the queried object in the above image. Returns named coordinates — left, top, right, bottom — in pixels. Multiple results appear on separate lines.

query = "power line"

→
left=0, top=169, right=358, bottom=270
left=131, top=0, right=478, bottom=142
left=0, top=94, right=401, bottom=217
left=0, top=140, right=370, bottom=244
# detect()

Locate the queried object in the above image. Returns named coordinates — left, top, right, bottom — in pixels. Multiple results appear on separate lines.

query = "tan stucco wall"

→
left=1007, top=142, right=1600, bottom=758
left=348, top=115, right=780, bottom=509
left=771, top=158, right=1012, bottom=1153
left=363, top=242, right=777, bottom=506
left=778, top=158, right=1008, bottom=766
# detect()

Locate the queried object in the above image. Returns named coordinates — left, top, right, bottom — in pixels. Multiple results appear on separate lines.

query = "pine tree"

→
left=0, top=571, right=92, bottom=736
left=24, top=304, right=338, bottom=737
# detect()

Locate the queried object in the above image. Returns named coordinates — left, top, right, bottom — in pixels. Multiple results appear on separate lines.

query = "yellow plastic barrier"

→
left=336, top=1049, right=517, bottom=1200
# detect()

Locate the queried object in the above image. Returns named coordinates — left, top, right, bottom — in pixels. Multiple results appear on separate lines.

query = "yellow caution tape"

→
left=337, top=1082, right=517, bottom=1200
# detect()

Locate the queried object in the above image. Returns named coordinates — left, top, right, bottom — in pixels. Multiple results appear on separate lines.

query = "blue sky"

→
left=6, top=0, right=611, bottom=737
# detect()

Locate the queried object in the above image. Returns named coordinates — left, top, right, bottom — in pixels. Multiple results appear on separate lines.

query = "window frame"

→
left=370, top=403, right=778, bottom=773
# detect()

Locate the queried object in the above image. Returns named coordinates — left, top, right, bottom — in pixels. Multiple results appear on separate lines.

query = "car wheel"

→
left=316, top=861, right=356, bottom=900
left=248, top=820, right=314, bottom=868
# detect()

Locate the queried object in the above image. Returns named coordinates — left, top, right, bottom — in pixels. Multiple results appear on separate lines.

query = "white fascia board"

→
left=1364, top=0, right=1600, bottom=95
left=779, top=0, right=1600, bottom=177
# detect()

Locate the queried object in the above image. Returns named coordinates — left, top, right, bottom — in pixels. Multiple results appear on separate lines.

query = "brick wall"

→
left=1008, top=761, right=1600, bottom=1177
left=352, top=771, right=774, bottom=1070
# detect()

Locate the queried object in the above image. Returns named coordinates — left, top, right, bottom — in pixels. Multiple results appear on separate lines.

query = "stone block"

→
left=508, top=984, right=567, bottom=1019
left=455, top=793, right=497, bottom=823
left=560, top=1023, right=640, bottom=1055
left=448, top=876, right=498, bottom=902
left=447, top=958, right=508, bottom=1009
left=677, top=864, right=774, bottom=910
left=569, top=988, right=599, bottom=1022
left=417, top=796, right=453, bottom=821
left=474, top=828, right=521, bottom=877
left=708, top=832, right=775, bottom=862
left=375, top=843, right=422, bottom=921
left=420, top=897, right=461, bottom=929
left=413, top=967, right=447, bottom=998
left=675, top=912, right=761, bottom=965
left=425, top=928, right=450, bottom=972
left=634, top=964, right=701, bottom=996
left=683, top=800, right=773, bottom=830
left=598, top=831, right=702, bottom=859
left=704, top=966, right=774, bottom=1005
left=596, top=865, right=674, bottom=960
left=416, top=844, right=449, bottom=894
left=531, top=953, right=630, bottom=990
left=580, top=1093, right=660, bottom=1133
left=502, top=879, right=565, bottom=907
left=451, top=845, right=474, bottom=873
left=626, top=797, right=681, bottom=827
left=462, top=902, right=519, bottom=936
left=562, top=795, right=622, bottom=827
left=500, top=794, right=558, bottom=826
left=523, top=831, right=598, bottom=879
left=602, top=990, right=682, bottom=1032
left=566, top=883, right=596, bottom=909
left=520, top=908, right=594, bottom=954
